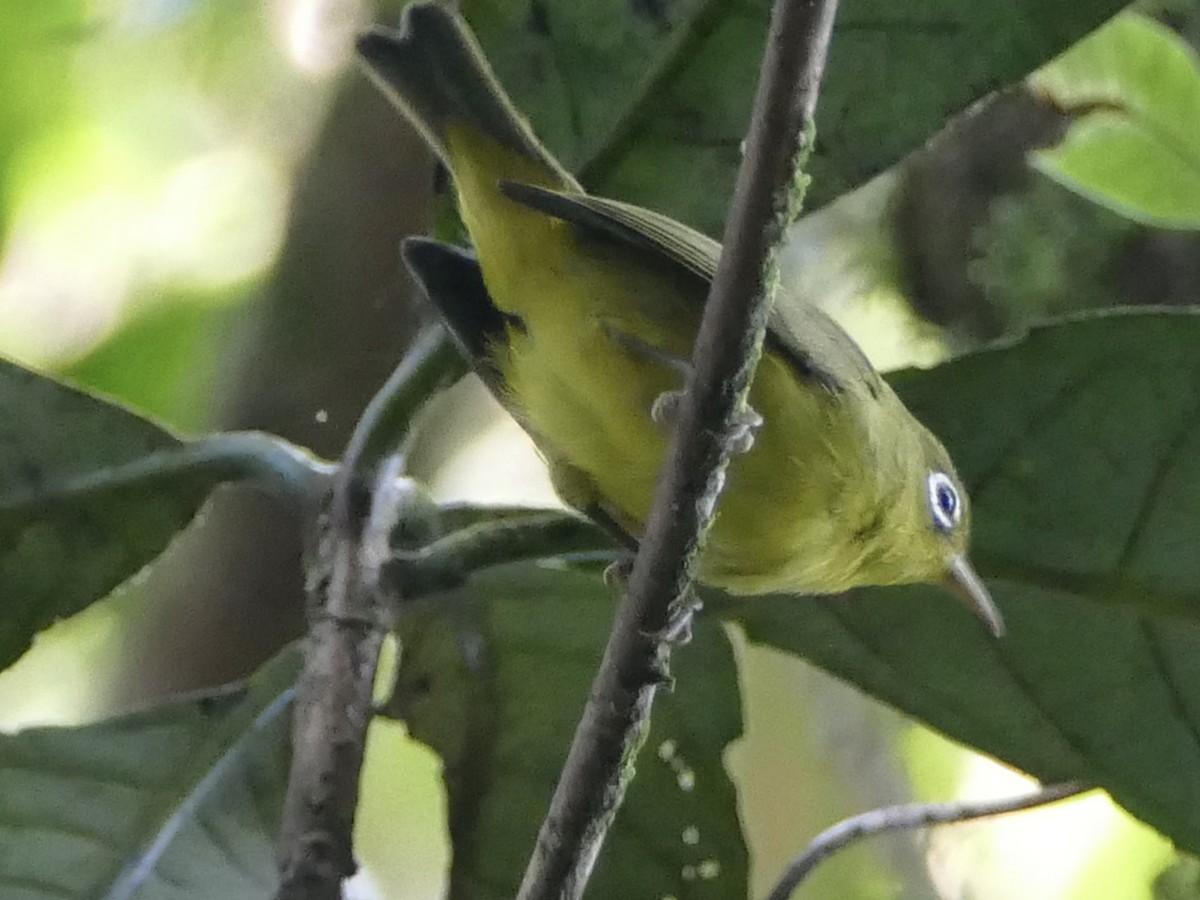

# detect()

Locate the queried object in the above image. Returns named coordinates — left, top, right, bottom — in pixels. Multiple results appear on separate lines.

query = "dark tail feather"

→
left=357, top=2, right=567, bottom=179
left=401, top=237, right=509, bottom=392
left=404, top=237, right=639, bottom=553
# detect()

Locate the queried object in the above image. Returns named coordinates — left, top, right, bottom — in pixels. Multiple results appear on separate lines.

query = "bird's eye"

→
left=927, top=471, right=961, bottom=532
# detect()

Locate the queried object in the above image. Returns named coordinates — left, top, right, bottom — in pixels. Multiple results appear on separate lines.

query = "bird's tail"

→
left=356, top=3, right=576, bottom=191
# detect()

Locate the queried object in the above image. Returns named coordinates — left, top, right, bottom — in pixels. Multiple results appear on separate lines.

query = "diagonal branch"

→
left=516, top=2, right=842, bottom=898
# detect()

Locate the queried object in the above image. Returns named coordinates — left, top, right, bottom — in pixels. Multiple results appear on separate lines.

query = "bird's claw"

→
left=656, top=592, right=702, bottom=647
left=651, top=390, right=763, bottom=454
left=651, top=389, right=685, bottom=428
left=726, top=406, right=764, bottom=454
left=603, top=558, right=633, bottom=591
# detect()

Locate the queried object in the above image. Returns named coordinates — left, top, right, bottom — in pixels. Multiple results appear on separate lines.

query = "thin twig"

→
left=274, top=327, right=462, bottom=900
left=0, top=431, right=333, bottom=512
left=765, top=781, right=1093, bottom=900
left=332, top=324, right=463, bottom=532
left=380, top=510, right=617, bottom=600
left=515, top=2, right=841, bottom=898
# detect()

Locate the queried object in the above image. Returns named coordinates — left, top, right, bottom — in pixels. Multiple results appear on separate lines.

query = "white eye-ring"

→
left=927, top=471, right=961, bottom=532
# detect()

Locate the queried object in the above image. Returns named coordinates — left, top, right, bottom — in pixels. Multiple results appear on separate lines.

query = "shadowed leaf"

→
left=730, top=309, right=1200, bottom=855
left=1031, top=13, right=1200, bottom=229
left=462, top=0, right=1128, bottom=233
left=0, top=647, right=298, bottom=900
left=0, top=360, right=326, bottom=672
left=391, top=563, right=746, bottom=900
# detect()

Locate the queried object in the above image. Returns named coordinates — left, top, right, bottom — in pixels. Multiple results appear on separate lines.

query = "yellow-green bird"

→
left=357, top=2, right=1003, bottom=635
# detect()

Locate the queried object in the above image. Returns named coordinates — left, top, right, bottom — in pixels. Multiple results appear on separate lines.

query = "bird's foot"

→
left=604, top=323, right=763, bottom=450
left=656, top=591, right=703, bottom=647
left=603, top=557, right=633, bottom=591
left=651, top=387, right=762, bottom=454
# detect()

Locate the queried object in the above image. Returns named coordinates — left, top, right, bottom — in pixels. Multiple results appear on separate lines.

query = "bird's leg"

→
left=604, top=324, right=763, bottom=453
left=603, top=323, right=691, bottom=381
left=600, top=561, right=700, bottom=687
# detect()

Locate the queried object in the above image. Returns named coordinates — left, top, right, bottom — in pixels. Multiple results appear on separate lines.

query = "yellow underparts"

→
left=444, top=124, right=891, bottom=596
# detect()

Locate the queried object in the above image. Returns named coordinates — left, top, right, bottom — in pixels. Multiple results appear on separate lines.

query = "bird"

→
left=355, top=2, right=1003, bottom=636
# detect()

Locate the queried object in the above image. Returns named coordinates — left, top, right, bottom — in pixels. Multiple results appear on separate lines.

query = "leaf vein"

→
left=1140, top=619, right=1200, bottom=764
left=819, top=600, right=1097, bottom=776
left=1113, top=364, right=1200, bottom=574
left=967, top=356, right=1111, bottom=500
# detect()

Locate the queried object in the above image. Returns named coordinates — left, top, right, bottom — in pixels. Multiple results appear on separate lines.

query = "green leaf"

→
left=392, top=563, right=746, bottom=900
left=1033, top=111, right=1200, bottom=229
left=728, top=308, right=1200, bottom=855
left=63, top=298, right=241, bottom=435
left=462, top=0, right=1129, bottom=233
left=0, top=646, right=298, bottom=900
left=1031, top=13, right=1200, bottom=228
left=0, top=359, right=327, bottom=672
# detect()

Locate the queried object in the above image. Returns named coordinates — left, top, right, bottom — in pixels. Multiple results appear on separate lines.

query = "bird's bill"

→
left=944, top=555, right=1005, bottom=638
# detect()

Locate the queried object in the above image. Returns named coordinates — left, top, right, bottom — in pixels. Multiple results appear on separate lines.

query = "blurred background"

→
left=0, top=1, right=1197, bottom=898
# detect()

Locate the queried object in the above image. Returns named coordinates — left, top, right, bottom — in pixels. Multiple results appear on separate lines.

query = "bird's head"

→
left=862, top=421, right=1002, bottom=636
left=900, top=429, right=1003, bottom=636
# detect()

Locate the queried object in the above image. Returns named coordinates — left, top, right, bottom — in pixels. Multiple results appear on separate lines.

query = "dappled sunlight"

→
left=429, top=415, right=559, bottom=507
left=0, top=141, right=288, bottom=366
left=0, top=0, right=350, bottom=370
left=0, top=191, right=134, bottom=364
left=926, top=763, right=1099, bottom=900
left=0, top=593, right=126, bottom=730
left=145, top=146, right=289, bottom=287
left=915, top=746, right=1173, bottom=900
left=832, top=285, right=949, bottom=373
left=418, top=378, right=560, bottom=508
left=356, top=721, right=450, bottom=900
left=275, top=0, right=369, bottom=76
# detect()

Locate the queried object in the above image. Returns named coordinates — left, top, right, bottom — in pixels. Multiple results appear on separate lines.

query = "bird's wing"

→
left=500, top=180, right=719, bottom=281
left=498, top=181, right=882, bottom=395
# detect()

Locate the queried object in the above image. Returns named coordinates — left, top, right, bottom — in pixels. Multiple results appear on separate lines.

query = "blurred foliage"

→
left=4, top=1, right=1200, bottom=900
left=900, top=9, right=1200, bottom=346
left=1156, top=856, right=1200, bottom=900
left=0, top=0, right=319, bottom=409
left=390, top=564, right=745, bottom=900
left=0, top=0, right=85, bottom=251
left=64, top=296, right=245, bottom=431
left=1032, top=12, right=1200, bottom=229
left=970, top=178, right=1134, bottom=328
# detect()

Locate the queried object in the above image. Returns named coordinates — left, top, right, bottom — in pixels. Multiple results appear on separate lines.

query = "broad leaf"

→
left=0, top=359, right=326, bottom=672
left=391, top=563, right=746, bottom=900
left=1031, top=13, right=1200, bottom=229
left=462, top=0, right=1128, bottom=233
left=729, top=309, right=1200, bottom=855
left=0, top=646, right=298, bottom=900
left=64, top=300, right=239, bottom=435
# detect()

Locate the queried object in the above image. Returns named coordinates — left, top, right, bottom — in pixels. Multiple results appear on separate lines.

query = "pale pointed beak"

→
left=943, top=555, right=1005, bottom=638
